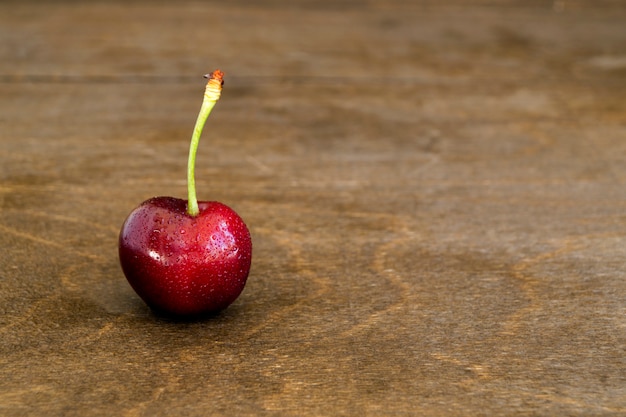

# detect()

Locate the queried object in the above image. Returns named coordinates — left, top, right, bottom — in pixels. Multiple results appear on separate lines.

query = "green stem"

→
left=187, top=71, right=224, bottom=217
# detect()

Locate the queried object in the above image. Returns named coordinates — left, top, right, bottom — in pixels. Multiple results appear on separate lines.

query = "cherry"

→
left=119, top=70, right=252, bottom=316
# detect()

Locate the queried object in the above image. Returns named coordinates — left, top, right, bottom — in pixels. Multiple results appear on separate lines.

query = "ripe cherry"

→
left=119, top=70, right=252, bottom=316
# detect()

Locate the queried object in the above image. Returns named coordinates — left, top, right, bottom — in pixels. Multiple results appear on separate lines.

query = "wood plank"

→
left=1, top=1, right=625, bottom=415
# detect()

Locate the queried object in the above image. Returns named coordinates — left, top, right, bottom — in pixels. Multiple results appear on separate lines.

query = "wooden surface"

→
left=1, top=1, right=625, bottom=415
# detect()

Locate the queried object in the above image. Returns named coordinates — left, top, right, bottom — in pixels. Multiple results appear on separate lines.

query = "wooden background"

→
left=1, top=1, right=625, bottom=415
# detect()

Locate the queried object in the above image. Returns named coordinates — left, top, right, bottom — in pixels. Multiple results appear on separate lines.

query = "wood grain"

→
left=1, top=1, right=625, bottom=416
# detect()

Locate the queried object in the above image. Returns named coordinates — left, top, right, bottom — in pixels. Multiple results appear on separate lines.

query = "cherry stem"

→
left=187, top=70, right=224, bottom=217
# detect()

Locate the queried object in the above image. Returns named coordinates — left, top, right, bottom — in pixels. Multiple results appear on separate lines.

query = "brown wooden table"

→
left=1, top=1, right=625, bottom=415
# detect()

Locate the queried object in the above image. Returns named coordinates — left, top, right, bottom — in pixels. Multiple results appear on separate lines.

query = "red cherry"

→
left=119, top=197, right=252, bottom=316
left=118, top=70, right=252, bottom=316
